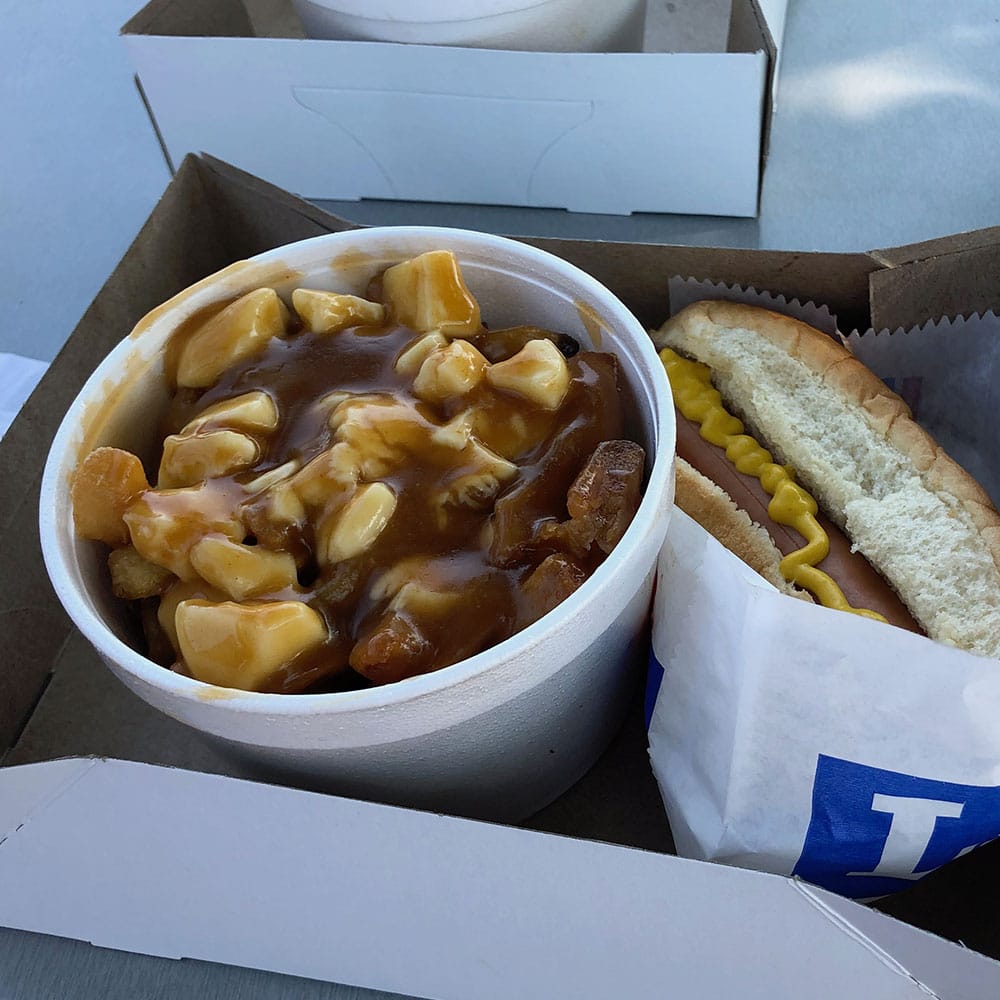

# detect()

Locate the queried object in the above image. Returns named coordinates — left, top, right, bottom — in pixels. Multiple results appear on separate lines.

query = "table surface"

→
left=5, top=0, right=1000, bottom=996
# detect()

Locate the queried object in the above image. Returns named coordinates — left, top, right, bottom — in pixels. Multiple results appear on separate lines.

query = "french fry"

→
left=72, top=447, right=149, bottom=547
left=108, top=546, right=175, bottom=600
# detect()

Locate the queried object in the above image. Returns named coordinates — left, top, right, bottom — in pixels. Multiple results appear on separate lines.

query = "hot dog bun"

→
left=674, top=457, right=807, bottom=599
left=654, top=300, right=1000, bottom=658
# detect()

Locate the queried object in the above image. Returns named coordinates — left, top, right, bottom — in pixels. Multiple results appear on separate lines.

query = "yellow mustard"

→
left=660, top=347, right=886, bottom=622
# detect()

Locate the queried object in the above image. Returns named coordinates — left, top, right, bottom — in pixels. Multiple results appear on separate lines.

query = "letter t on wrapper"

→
left=848, top=794, right=965, bottom=878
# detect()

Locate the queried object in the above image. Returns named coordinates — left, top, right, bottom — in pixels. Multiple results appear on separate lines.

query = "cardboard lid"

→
left=866, top=226, right=1000, bottom=332
left=2, top=756, right=997, bottom=998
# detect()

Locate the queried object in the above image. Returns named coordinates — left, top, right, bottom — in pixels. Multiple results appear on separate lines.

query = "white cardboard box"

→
left=3, top=757, right=998, bottom=999
left=121, top=0, right=779, bottom=217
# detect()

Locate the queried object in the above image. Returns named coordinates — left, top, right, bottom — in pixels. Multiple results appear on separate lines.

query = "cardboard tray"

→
left=4, top=156, right=1000, bottom=997
left=120, top=0, right=778, bottom=217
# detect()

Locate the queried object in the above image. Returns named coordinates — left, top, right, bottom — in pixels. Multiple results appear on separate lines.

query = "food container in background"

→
left=39, top=226, right=675, bottom=823
left=292, top=0, right=648, bottom=52
left=122, top=0, right=777, bottom=216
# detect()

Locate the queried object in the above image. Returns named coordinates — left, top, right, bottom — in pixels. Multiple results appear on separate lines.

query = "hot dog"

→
left=652, top=300, right=1000, bottom=658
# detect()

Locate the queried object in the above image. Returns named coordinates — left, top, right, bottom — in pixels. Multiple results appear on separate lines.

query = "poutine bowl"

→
left=40, top=227, right=675, bottom=821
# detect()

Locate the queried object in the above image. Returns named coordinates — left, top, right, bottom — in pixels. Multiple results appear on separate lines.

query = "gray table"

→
left=5, top=0, right=1000, bottom=996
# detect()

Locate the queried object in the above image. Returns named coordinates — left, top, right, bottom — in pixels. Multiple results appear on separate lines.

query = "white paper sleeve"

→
left=648, top=511, right=1000, bottom=900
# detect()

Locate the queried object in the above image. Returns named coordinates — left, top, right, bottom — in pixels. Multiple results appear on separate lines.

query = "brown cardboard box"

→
left=4, top=156, right=1000, bottom=990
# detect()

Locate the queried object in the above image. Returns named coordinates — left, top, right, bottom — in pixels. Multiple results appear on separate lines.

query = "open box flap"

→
left=1, top=757, right=995, bottom=999
left=524, top=238, right=877, bottom=332
left=864, top=226, right=1000, bottom=333
left=120, top=0, right=253, bottom=39
left=813, top=889, right=1000, bottom=1000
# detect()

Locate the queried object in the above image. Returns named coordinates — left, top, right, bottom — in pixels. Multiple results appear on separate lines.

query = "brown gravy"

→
left=162, top=315, right=636, bottom=692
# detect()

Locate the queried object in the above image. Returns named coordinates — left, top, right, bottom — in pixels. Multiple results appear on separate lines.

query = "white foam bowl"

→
left=292, top=0, right=648, bottom=52
left=40, top=227, right=675, bottom=821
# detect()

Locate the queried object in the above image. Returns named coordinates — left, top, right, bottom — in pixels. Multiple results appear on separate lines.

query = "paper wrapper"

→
left=844, top=313, right=1000, bottom=506
left=667, top=276, right=838, bottom=336
left=647, top=289, right=1000, bottom=899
